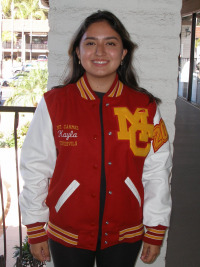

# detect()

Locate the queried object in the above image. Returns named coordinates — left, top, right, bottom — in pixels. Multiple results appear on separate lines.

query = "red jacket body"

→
left=20, top=74, right=172, bottom=250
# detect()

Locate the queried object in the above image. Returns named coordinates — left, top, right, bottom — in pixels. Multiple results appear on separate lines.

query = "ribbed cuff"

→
left=143, top=225, right=167, bottom=246
left=26, top=222, right=48, bottom=244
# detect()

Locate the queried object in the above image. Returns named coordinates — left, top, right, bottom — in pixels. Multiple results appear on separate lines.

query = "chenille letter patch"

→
left=152, top=118, right=168, bottom=152
left=114, top=107, right=154, bottom=157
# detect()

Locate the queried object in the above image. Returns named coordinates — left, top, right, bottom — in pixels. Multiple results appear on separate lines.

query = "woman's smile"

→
left=92, top=60, right=108, bottom=64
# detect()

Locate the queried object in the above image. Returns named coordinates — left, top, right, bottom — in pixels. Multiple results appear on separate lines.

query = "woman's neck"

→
left=86, top=73, right=116, bottom=93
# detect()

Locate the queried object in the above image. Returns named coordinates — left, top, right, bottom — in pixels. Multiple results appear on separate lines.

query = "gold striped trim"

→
left=80, top=77, right=95, bottom=100
left=48, top=221, right=78, bottom=240
left=28, top=231, right=47, bottom=239
left=77, top=76, right=124, bottom=100
left=77, top=80, right=88, bottom=100
left=108, top=81, right=118, bottom=97
left=119, top=230, right=144, bottom=241
left=145, top=233, right=164, bottom=240
left=119, top=223, right=143, bottom=235
left=116, top=81, right=123, bottom=97
left=146, top=228, right=165, bottom=235
left=48, top=227, right=78, bottom=246
left=27, top=225, right=44, bottom=232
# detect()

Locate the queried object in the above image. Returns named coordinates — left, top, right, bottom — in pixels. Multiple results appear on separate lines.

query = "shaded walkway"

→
left=166, top=98, right=200, bottom=267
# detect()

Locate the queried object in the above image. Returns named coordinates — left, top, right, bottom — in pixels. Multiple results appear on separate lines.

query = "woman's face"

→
left=76, top=21, right=127, bottom=82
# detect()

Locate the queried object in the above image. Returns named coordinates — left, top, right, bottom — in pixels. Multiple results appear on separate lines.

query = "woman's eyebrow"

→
left=83, top=36, right=120, bottom=41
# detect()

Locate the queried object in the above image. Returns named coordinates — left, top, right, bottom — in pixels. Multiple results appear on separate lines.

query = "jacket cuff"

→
left=26, top=222, right=48, bottom=244
left=143, top=225, right=167, bottom=246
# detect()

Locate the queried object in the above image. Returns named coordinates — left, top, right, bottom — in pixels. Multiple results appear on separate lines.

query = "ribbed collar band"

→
left=76, top=73, right=124, bottom=100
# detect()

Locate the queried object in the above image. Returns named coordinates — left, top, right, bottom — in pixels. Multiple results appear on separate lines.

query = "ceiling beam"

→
left=182, top=0, right=200, bottom=15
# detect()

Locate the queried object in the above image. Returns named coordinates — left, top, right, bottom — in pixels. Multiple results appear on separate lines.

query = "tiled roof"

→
left=2, top=19, right=49, bottom=33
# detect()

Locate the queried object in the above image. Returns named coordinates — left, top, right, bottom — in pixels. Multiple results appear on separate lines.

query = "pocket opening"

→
left=55, top=180, right=80, bottom=212
left=125, top=177, right=141, bottom=207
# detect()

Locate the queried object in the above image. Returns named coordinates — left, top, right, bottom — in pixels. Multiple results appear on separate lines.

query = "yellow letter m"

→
left=114, top=107, right=154, bottom=157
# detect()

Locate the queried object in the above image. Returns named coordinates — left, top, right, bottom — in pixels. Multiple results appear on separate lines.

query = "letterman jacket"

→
left=19, top=73, right=172, bottom=251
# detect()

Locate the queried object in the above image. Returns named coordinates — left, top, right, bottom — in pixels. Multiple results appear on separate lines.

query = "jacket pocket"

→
left=55, top=180, right=80, bottom=212
left=125, top=177, right=141, bottom=207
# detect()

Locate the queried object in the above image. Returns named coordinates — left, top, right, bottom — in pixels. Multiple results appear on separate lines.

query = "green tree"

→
left=1, top=0, right=12, bottom=18
left=14, top=0, right=47, bottom=20
left=1, top=0, right=48, bottom=19
left=2, top=31, right=17, bottom=42
left=6, top=66, right=48, bottom=106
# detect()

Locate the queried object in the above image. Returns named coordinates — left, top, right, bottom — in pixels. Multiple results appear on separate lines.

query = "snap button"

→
left=108, top=132, right=112, bottom=136
left=106, top=221, right=109, bottom=225
left=108, top=162, right=112, bottom=165
left=105, top=241, right=108, bottom=244
left=105, top=233, right=108, bottom=236
left=105, top=103, right=110, bottom=107
left=108, top=191, right=112, bottom=195
left=93, top=135, right=97, bottom=140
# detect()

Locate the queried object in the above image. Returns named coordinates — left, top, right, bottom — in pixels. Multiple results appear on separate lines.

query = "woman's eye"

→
left=106, top=42, right=116, bottom=46
left=86, top=42, right=95, bottom=46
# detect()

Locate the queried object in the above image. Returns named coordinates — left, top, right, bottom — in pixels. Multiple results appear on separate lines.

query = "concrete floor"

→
left=166, top=98, right=200, bottom=267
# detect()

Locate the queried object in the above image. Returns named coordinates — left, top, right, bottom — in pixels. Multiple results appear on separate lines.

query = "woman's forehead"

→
left=82, top=21, right=121, bottom=41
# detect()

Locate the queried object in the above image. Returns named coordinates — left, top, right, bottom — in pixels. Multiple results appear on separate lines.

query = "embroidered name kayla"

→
left=56, top=124, right=79, bottom=146
left=58, top=130, right=78, bottom=140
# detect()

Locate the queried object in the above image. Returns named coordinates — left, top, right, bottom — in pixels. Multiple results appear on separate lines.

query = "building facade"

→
left=2, top=19, right=49, bottom=63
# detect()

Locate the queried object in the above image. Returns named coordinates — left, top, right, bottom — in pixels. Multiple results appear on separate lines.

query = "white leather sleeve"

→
left=19, top=97, right=57, bottom=225
left=142, top=107, right=172, bottom=227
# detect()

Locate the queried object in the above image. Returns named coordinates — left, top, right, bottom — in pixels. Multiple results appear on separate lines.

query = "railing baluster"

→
left=0, top=255, right=5, bottom=267
left=14, top=111, right=23, bottom=265
left=0, top=106, right=36, bottom=266
left=0, top=168, right=6, bottom=267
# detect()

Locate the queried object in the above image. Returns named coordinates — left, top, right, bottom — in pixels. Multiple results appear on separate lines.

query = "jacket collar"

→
left=76, top=73, right=124, bottom=100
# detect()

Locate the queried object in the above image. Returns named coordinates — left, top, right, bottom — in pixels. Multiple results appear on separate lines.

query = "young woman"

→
left=19, top=10, right=172, bottom=267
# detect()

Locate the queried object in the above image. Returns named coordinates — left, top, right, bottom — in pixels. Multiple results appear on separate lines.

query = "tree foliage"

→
left=14, top=0, right=47, bottom=20
left=1, top=0, right=48, bottom=19
left=1, top=0, right=12, bottom=18
left=6, top=66, right=48, bottom=107
left=195, top=38, right=200, bottom=49
left=2, top=31, right=17, bottom=42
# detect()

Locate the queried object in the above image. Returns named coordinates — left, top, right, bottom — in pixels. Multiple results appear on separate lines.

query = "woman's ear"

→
left=76, top=47, right=80, bottom=59
left=122, top=49, right=128, bottom=60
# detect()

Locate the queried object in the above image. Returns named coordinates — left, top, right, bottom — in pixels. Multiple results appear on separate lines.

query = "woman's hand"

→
left=30, top=241, right=50, bottom=262
left=140, top=242, right=160, bottom=263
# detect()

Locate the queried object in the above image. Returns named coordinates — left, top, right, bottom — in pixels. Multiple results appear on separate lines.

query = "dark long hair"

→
left=62, top=10, right=160, bottom=103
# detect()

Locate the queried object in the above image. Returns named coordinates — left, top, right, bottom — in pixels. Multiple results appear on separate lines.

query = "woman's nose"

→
left=95, top=43, right=106, bottom=56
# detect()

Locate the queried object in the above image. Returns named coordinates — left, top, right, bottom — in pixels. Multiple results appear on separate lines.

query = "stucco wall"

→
left=46, top=0, right=182, bottom=266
